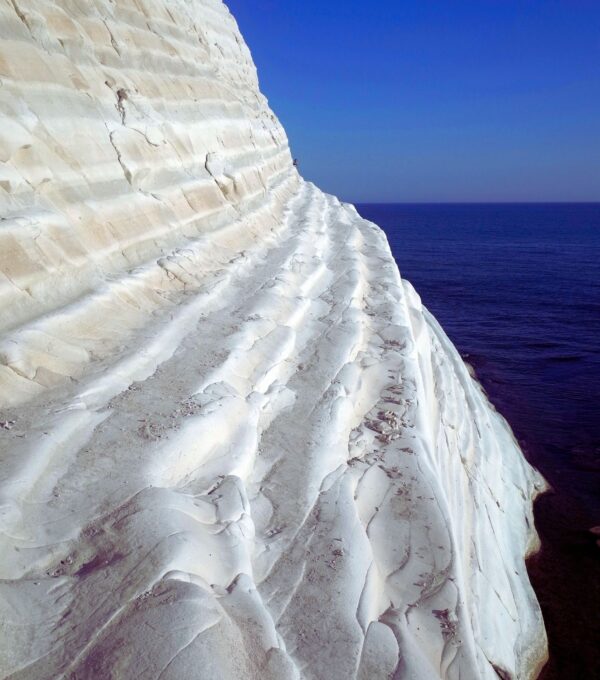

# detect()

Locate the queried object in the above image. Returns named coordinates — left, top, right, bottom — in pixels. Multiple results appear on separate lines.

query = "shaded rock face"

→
left=0, top=0, right=297, bottom=401
left=0, top=2, right=547, bottom=679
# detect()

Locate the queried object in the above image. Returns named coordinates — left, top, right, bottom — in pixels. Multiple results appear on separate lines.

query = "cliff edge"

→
left=0, top=1, right=547, bottom=678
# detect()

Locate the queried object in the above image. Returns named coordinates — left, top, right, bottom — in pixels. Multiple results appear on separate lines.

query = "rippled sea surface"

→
left=356, top=203, right=600, bottom=680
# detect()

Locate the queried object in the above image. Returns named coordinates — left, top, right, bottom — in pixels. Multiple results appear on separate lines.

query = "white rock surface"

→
left=0, top=1, right=547, bottom=679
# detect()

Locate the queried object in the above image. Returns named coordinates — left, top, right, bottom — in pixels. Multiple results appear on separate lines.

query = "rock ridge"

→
left=0, top=2, right=547, bottom=679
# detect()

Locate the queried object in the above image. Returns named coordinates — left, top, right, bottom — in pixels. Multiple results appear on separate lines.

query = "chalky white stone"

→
left=0, top=2, right=547, bottom=678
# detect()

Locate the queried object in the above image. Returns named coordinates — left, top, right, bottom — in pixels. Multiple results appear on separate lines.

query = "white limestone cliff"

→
left=0, top=1, right=547, bottom=678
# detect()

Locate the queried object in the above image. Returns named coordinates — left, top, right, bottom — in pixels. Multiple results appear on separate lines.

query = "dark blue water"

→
left=356, top=203, right=600, bottom=680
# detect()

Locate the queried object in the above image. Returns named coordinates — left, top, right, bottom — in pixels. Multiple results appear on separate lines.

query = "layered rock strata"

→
left=0, top=1, right=547, bottom=679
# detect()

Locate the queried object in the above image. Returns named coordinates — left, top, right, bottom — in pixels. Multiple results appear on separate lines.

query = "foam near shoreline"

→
left=0, top=1, right=547, bottom=678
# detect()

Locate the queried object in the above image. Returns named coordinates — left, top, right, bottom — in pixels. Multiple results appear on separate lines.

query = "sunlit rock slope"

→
left=0, top=1, right=547, bottom=678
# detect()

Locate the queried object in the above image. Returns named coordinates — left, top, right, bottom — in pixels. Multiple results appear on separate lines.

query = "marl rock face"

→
left=0, top=2, right=547, bottom=679
left=0, top=0, right=296, bottom=400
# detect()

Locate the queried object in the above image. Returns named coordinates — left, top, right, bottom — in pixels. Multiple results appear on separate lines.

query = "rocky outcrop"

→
left=0, top=0, right=297, bottom=403
left=0, top=2, right=547, bottom=679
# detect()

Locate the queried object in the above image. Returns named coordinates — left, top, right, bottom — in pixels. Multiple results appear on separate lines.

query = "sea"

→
left=355, top=203, right=600, bottom=680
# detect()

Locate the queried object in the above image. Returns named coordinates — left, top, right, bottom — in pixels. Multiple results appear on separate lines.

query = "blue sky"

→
left=226, top=1, right=600, bottom=203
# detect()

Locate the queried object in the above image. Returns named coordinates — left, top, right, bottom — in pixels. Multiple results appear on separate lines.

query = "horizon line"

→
left=350, top=200, right=600, bottom=205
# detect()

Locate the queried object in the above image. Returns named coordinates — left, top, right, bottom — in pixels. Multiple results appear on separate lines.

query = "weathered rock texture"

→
left=0, top=2, right=547, bottom=679
left=0, top=0, right=296, bottom=401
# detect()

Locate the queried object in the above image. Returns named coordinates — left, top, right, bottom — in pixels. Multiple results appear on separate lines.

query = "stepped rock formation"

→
left=0, top=1, right=547, bottom=678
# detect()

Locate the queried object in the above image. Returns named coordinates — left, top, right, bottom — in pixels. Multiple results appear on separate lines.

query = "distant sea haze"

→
left=356, top=202, right=600, bottom=680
